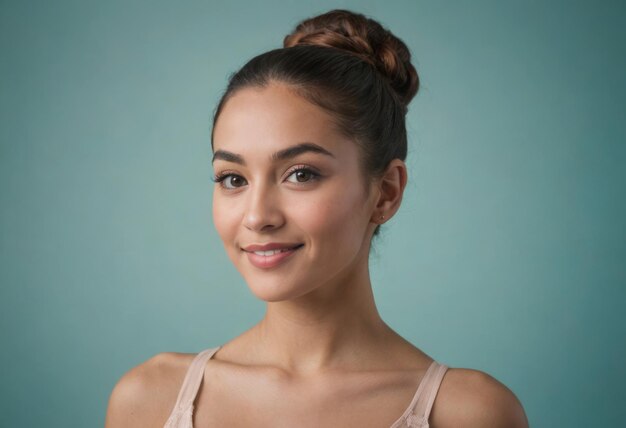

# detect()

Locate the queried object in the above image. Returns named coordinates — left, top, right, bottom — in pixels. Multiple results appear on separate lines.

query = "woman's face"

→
left=212, top=83, right=379, bottom=302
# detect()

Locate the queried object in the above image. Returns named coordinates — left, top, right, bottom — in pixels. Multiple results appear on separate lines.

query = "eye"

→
left=211, top=173, right=247, bottom=189
left=285, top=166, right=321, bottom=184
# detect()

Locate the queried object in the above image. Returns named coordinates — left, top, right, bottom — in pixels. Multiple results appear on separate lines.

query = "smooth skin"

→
left=106, top=83, right=529, bottom=427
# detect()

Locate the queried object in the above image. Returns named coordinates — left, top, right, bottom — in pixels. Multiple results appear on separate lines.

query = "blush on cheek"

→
left=212, top=203, right=237, bottom=250
left=304, top=193, right=365, bottom=247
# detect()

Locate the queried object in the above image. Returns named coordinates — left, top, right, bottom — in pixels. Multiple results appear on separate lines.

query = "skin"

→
left=105, top=82, right=529, bottom=427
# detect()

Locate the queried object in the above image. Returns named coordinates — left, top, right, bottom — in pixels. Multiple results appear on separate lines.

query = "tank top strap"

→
left=171, top=346, right=221, bottom=412
left=409, top=360, right=449, bottom=425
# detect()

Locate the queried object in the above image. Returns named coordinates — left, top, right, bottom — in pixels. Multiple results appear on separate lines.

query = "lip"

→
left=243, top=244, right=304, bottom=269
left=242, top=242, right=303, bottom=252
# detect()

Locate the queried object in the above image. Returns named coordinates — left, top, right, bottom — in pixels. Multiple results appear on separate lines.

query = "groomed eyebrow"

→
left=212, top=142, right=335, bottom=165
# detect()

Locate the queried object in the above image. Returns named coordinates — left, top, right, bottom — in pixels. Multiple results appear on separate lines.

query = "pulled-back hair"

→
left=211, top=9, right=419, bottom=238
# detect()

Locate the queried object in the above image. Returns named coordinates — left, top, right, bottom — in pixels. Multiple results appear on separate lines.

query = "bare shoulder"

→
left=104, top=352, right=196, bottom=428
left=430, top=367, right=529, bottom=428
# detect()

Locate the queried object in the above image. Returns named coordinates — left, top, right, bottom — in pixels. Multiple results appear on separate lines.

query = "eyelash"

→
left=211, top=165, right=321, bottom=190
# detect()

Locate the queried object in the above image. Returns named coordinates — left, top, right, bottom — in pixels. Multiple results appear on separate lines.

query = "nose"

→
left=242, top=181, right=284, bottom=232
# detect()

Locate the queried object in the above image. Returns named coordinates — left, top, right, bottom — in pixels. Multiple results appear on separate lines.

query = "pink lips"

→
left=243, top=244, right=304, bottom=269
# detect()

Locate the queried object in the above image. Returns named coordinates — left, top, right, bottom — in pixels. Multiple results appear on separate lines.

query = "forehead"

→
left=212, top=83, right=355, bottom=160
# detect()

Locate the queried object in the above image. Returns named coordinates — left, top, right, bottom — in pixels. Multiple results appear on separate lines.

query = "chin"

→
left=248, top=286, right=295, bottom=303
left=245, top=277, right=312, bottom=302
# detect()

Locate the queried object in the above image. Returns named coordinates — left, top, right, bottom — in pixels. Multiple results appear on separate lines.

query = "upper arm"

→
left=431, top=368, right=529, bottom=428
left=105, top=353, right=188, bottom=428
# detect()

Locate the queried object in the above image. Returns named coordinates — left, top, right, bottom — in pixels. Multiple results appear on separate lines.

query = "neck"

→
left=249, top=254, right=393, bottom=377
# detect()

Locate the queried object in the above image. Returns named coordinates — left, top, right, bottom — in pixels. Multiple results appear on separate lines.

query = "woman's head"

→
left=211, top=9, right=419, bottom=239
left=210, top=10, right=417, bottom=301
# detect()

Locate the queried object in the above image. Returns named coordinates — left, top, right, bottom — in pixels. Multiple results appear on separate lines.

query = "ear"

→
left=370, top=159, right=408, bottom=224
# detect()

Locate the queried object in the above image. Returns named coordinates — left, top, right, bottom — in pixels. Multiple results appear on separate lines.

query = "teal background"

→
left=1, top=1, right=624, bottom=426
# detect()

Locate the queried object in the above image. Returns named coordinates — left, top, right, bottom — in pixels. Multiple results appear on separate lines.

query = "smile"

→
left=253, top=248, right=292, bottom=256
left=244, top=244, right=304, bottom=269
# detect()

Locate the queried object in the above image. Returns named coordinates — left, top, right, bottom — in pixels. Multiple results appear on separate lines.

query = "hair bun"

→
left=283, top=9, right=419, bottom=107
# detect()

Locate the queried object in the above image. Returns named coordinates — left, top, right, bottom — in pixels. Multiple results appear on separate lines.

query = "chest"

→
left=191, top=368, right=425, bottom=428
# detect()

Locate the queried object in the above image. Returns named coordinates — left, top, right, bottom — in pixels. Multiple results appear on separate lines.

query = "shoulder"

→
left=105, top=352, right=197, bottom=428
left=430, top=367, right=529, bottom=428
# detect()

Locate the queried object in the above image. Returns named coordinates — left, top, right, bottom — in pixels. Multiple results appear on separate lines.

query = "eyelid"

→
left=283, top=163, right=321, bottom=179
left=211, top=169, right=240, bottom=184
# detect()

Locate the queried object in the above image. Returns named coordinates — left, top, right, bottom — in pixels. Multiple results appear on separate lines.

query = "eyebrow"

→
left=212, top=142, right=335, bottom=165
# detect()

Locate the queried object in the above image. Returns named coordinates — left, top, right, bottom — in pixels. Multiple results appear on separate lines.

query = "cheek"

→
left=212, top=193, right=238, bottom=246
left=290, top=180, right=368, bottom=246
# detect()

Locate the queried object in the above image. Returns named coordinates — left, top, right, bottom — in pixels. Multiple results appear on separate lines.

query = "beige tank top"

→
left=164, top=346, right=448, bottom=428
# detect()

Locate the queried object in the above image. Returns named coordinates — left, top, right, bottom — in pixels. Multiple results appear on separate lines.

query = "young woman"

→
left=106, top=9, right=528, bottom=428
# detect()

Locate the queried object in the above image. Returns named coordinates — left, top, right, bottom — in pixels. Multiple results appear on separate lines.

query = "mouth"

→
left=243, top=244, right=304, bottom=269
left=244, top=244, right=304, bottom=256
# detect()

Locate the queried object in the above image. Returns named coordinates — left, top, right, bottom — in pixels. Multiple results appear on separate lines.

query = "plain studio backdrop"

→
left=1, top=1, right=624, bottom=427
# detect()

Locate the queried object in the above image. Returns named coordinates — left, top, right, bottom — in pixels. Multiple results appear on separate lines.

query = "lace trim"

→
left=163, top=404, right=193, bottom=428
left=405, top=412, right=429, bottom=428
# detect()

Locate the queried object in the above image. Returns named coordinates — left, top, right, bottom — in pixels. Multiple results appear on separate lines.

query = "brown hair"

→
left=283, top=10, right=418, bottom=107
left=212, top=9, right=419, bottom=238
